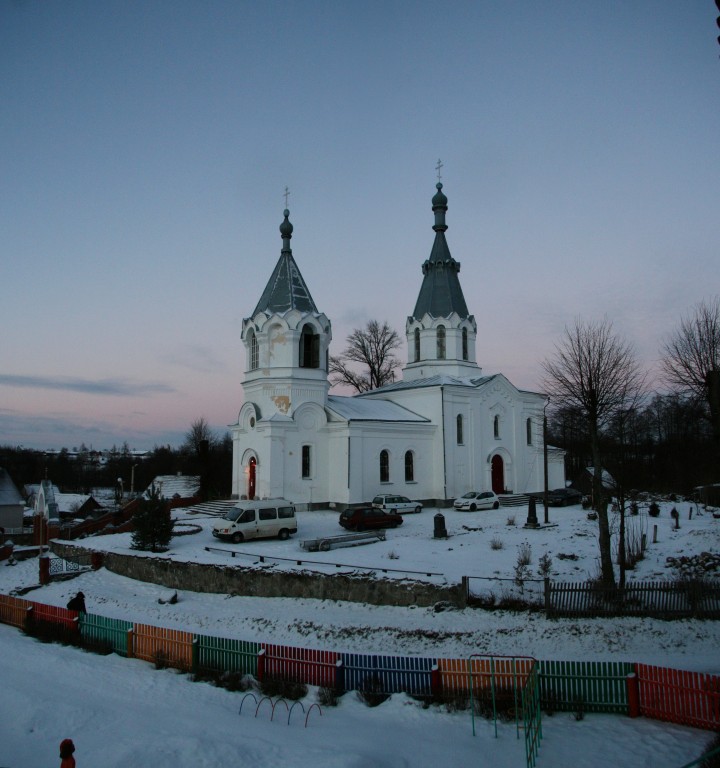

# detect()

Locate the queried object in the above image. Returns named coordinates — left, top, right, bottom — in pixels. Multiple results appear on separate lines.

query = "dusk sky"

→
left=2, top=1, right=719, bottom=451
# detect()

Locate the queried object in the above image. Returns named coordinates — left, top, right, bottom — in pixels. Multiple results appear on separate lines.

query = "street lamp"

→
left=543, top=399, right=550, bottom=525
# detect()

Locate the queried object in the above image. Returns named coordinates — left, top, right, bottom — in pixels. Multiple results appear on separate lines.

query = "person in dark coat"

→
left=66, top=592, right=86, bottom=613
left=59, top=737, right=76, bottom=767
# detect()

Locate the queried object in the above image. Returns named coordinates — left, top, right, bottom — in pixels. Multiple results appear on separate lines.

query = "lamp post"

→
left=543, top=399, right=550, bottom=525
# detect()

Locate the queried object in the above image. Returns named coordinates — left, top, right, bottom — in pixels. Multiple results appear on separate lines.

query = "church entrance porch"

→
left=491, top=455, right=504, bottom=494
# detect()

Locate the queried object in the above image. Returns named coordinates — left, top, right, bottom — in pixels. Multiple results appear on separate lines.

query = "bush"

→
left=700, top=731, right=720, bottom=767
left=317, top=686, right=342, bottom=707
left=260, top=676, right=308, bottom=700
left=357, top=675, right=390, bottom=707
left=648, top=502, right=660, bottom=517
left=490, top=538, right=504, bottom=551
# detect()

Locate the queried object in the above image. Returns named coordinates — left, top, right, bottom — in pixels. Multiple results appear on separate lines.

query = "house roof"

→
left=252, top=208, right=319, bottom=316
left=0, top=469, right=23, bottom=507
left=327, top=395, right=429, bottom=423
left=411, top=183, right=470, bottom=321
left=146, top=475, right=201, bottom=500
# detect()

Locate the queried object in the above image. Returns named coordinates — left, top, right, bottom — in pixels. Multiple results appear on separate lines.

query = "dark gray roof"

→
left=252, top=209, right=319, bottom=316
left=411, top=184, right=470, bottom=320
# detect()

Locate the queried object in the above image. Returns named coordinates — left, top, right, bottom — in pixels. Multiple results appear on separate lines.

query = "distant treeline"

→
left=0, top=435, right=233, bottom=501
left=548, top=392, right=717, bottom=494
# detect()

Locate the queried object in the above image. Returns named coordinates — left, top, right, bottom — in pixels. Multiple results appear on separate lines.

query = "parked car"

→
left=212, top=499, right=297, bottom=543
left=339, top=507, right=404, bottom=531
left=453, top=491, right=500, bottom=511
left=541, top=488, right=583, bottom=507
left=371, top=494, right=423, bottom=514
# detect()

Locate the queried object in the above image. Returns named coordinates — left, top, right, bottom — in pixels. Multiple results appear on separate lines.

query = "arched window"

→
left=380, top=450, right=390, bottom=483
left=436, top=326, right=446, bottom=360
left=404, top=451, right=414, bottom=482
left=299, top=324, right=320, bottom=368
left=526, top=418, right=532, bottom=445
left=494, top=415, right=500, bottom=439
left=456, top=414, right=464, bottom=445
left=301, top=445, right=311, bottom=478
left=414, top=328, right=421, bottom=362
left=462, top=328, right=468, bottom=361
left=248, top=329, right=259, bottom=370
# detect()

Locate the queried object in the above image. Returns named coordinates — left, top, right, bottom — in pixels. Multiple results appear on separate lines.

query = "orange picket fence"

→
left=437, top=655, right=535, bottom=696
left=636, top=663, right=720, bottom=731
left=130, top=623, right=194, bottom=671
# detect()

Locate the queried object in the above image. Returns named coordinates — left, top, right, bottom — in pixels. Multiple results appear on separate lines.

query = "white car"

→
left=453, top=491, right=500, bottom=511
left=371, top=494, right=423, bottom=514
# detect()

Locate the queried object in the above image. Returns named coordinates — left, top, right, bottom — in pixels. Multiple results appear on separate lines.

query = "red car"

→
left=339, top=507, right=403, bottom=531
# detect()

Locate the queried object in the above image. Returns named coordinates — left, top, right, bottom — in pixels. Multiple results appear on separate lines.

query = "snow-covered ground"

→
left=1, top=498, right=718, bottom=766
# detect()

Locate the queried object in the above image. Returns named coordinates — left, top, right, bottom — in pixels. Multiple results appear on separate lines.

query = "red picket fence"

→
left=0, top=594, right=30, bottom=629
left=260, top=643, right=339, bottom=687
left=636, top=663, right=720, bottom=731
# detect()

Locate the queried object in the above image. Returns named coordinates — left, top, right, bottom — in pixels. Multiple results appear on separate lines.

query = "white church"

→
left=231, top=182, right=565, bottom=508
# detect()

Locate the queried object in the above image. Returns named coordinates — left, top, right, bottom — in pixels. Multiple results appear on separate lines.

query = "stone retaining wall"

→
left=51, top=542, right=466, bottom=608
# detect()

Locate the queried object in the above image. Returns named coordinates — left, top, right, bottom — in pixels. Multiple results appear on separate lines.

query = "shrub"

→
left=648, top=501, right=660, bottom=517
left=490, top=538, right=504, bottom=551
left=260, top=676, right=308, bottom=700
left=517, top=542, right=532, bottom=567
left=506, top=515, right=516, bottom=526
left=357, top=675, right=390, bottom=707
left=700, top=730, right=720, bottom=767
left=317, top=686, right=342, bottom=707
left=537, top=553, right=553, bottom=578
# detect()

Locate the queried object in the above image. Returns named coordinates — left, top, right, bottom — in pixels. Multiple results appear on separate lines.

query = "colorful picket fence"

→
left=538, top=659, right=633, bottom=714
left=636, top=663, right=720, bottom=731
left=339, top=652, right=434, bottom=696
left=1, top=591, right=719, bottom=740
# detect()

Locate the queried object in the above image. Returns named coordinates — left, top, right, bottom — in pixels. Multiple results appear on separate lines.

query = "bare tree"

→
left=330, top=320, right=401, bottom=393
left=661, top=297, right=720, bottom=449
left=182, top=417, right=217, bottom=456
left=542, top=317, right=645, bottom=589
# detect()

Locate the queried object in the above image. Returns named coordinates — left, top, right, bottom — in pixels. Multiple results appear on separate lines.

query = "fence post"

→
left=191, top=638, right=199, bottom=675
left=39, top=555, right=50, bottom=585
left=91, top=552, right=104, bottom=570
left=25, top=605, right=33, bottom=632
left=626, top=672, right=640, bottom=718
left=431, top=664, right=442, bottom=700
left=257, top=648, right=266, bottom=683
left=126, top=628, right=134, bottom=659
left=335, top=659, right=345, bottom=694
left=544, top=578, right=551, bottom=611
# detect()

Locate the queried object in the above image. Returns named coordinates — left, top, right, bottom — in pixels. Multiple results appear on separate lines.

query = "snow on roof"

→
left=326, top=395, right=429, bottom=423
left=360, top=373, right=497, bottom=394
left=146, top=475, right=201, bottom=500
left=0, top=469, right=23, bottom=506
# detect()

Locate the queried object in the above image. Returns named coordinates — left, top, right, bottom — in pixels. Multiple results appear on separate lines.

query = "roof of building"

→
left=146, top=475, right=201, bottom=500
left=0, top=469, right=23, bottom=506
left=411, top=183, right=470, bottom=321
left=251, top=208, right=319, bottom=316
left=361, top=373, right=499, bottom=394
left=327, top=395, right=429, bottom=423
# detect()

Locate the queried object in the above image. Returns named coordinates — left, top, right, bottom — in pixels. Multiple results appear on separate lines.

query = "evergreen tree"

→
left=131, top=484, right=173, bottom=552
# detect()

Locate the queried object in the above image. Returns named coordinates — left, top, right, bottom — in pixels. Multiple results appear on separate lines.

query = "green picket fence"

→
left=79, top=613, right=133, bottom=657
left=538, top=660, right=633, bottom=714
left=192, top=633, right=260, bottom=677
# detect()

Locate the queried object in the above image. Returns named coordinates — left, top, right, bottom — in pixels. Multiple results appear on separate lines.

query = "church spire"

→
left=252, top=206, right=319, bottom=316
left=411, top=181, right=469, bottom=320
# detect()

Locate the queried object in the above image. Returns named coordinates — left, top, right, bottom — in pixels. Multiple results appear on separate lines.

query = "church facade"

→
left=230, top=184, right=565, bottom=507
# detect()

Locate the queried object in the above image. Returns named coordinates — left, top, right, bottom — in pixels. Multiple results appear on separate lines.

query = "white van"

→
left=211, top=499, right=297, bottom=543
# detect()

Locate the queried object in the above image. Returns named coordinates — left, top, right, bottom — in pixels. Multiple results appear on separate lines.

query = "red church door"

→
left=491, top=455, right=504, bottom=494
left=248, top=457, right=256, bottom=500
